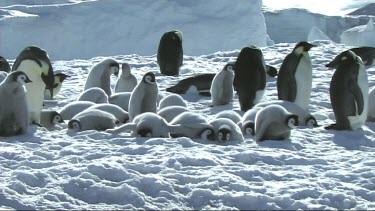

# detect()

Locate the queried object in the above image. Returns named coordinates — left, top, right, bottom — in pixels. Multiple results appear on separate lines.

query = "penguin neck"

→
left=121, top=70, right=131, bottom=78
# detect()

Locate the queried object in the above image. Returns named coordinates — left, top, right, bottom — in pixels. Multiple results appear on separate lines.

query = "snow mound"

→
left=341, top=18, right=375, bottom=47
left=0, top=0, right=266, bottom=60
left=307, top=26, right=332, bottom=42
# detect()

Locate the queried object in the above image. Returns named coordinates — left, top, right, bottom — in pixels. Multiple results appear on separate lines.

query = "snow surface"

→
left=1, top=41, right=375, bottom=210
left=0, top=0, right=266, bottom=60
left=341, top=18, right=375, bottom=47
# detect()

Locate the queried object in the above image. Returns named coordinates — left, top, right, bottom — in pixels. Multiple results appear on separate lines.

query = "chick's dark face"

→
left=218, top=128, right=231, bottom=143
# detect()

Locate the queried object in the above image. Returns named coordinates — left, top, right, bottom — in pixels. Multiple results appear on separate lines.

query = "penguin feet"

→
left=324, top=123, right=348, bottom=130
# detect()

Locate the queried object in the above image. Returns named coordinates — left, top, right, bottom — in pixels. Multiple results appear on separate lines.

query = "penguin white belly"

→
left=254, top=90, right=265, bottom=105
left=17, top=60, right=48, bottom=123
left=348, top=64, right=368, bottom=130
left=368, top=87, right=375, bottom=120
left=294, top=53, right=312, bottom=110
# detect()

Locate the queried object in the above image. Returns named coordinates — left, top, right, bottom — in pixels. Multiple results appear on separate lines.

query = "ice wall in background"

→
left=0, top=0, right=266, bottom=60
left=341, top=18, right=375, bottom=47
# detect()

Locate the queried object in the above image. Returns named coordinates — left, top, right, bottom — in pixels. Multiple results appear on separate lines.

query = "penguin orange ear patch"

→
left=341, top=56, right=347, bottom=61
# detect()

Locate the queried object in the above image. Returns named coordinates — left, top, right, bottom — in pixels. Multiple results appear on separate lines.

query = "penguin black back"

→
left=0, top=56, right=11, bottom=73
left=157, top=30, right=183, bottom=76
left=234, top=46, right=266, bottom=111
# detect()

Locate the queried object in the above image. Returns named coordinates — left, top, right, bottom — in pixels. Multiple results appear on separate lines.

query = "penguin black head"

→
left=325, top=50, right=358, bottom=68
left=10, top=71, right=32, bottom=84
left=137, top=128, right=152, bottom=137
left=55, top=73, right=70, bottom=83
left=243, top=121, right=255, bottom=136
left=0, top=56, right=11, bottom=73
left=109, top=62, right=120, bottom=76
left=266, top=65, right=278, bottom=78
left=218, top=126, right=231, bottom=143
left=286, top=114, right=299, bottom=129
left=200, top=127, right=215, bottom=140
left=51, top=111, right=64, bottom=124
left=294, top=41, right=316, bottom=53
left=224, top=63, right=235, bottom=72
left=68, top=120, right=81, bottom=130
left=170, top=30, right=183, bottom=42
left=143, top=72, right=156, bottom=84
left=305, top=115, right=319, bottom=127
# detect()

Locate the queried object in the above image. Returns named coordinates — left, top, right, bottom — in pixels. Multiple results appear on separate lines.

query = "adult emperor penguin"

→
left=0, top=56, right=11, bottom=72
left=115, top=63, right=137, bottom=93
left=326, top=47, right=375, bottom=68
left=233, top=46, right=266, bottom=112
left=277, top=41, right=316, bottom=110
left=68, top=109, right=118, bottom=131
left=209, top=118, right=244, bottom=143
left=44, top=73, right=69, bottom=99
left=12, top=46, right=55, bottom=125
left=255, top=105, right=299, bottom=142
left=0, top=71, right=32, bottom=136
left=106, top=112, right=171, bottom=138
left=325, top=50, right=369, bottom=130
left=157, top=30, right=183, bottom=76
left=368, top=86, right=375, bottom=121
left=210, top=63, right=234, bottom=106
left=128, top=72, right=158, bottom=121
left=166, top=73, right=215, bottom=96
left=83, top=58, right=119, bottom=96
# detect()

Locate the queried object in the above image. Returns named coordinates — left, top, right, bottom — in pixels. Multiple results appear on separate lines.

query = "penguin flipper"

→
left=106, top=123, right=135, bottom=134
left=277, top=54, right=301, bottom=102
left=349, top=80, right=364, bottom=115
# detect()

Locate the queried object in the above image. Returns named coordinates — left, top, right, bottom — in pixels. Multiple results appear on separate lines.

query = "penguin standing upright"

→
left=0, top=71, right=32, bottom=136
left=157, top=30, right=183, bottom=76
left=84, top=58, right=119, bottom=96
left=233, top=46, right=266, bottom=112
left=325, top=50, right=369, bottom=130
left=128, top=72, right=158, bottom=121
left=44, top=73, right=69, bottom=99
left=115, top=63, right=137, bottom=93
left=0, top=56, right=11, bottom=73
left=277, top=41, right=316, bottom=110
left=12, top=46, right=55, bottom=125
left=210, top=63, right=234, bottom=106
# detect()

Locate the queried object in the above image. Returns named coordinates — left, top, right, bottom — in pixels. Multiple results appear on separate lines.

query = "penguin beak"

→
left=306, top=44, right=317, bottom=51
left=25, top=78, right=32, bottom=83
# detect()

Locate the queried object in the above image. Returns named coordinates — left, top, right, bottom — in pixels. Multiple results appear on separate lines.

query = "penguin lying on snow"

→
left=157, top=106, right=189, bottom=122
left=209, top=118, right=244, bottom=143
left=40, top=110, right=64, bottom=128
left=214, top=110, right=242, bottom=125
left=166, top=73, right=215, bottom=96
left=78, top=87, right=109, bottom=104
left=68, top=109, right=118, bottom=131
left=255, top=105, right=299, bottom=142
left=0, top=71, right=32, bottom=136
left=325, top=50, right=368, bottom=130
left=158, top=93, right=187, bottom=110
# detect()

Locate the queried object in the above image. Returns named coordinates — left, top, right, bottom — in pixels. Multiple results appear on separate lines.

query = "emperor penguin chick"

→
left=255, top=105, right=299, bottom=142
left=68, top=109, right=118, bottom=131
left=128, top=72, right=158, bottom=121
left=0, top=71, right=32, bottom=136
left=210, top=63, right=234, bottom=106
left=115, top=63, right=137, bottom=93
left=84, top=58, right=119, bottom=96
left=209, top=118, right=244, bottom=143
left=78, top=87, right=109, bottom=103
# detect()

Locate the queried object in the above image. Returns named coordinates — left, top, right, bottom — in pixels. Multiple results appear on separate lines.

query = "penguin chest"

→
left=294, top=53, right=312, bottom=110
left=348, top=65, right=369, bottom=130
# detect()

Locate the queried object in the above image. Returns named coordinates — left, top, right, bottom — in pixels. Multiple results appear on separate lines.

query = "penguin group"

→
left=1, top=31, right=374, bottom=143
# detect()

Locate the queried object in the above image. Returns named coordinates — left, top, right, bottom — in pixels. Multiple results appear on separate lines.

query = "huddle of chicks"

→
left=1, top=35, right=375, bottom=143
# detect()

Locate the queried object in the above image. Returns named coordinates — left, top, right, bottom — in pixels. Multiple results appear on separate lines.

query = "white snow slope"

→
left=0, top=41, right=375, bottom=210
left=0, top=0, right=266, bottom=60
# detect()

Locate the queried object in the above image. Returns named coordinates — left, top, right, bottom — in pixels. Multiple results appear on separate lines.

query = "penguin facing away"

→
left=128, top=72, right=158, bottom=121
left=44, top=73, right=70, bottom=99
left=210, top=63, right=234, bottom=106
left=157, top=30, right=183, bottom=76
left=108, top=92, right=132, bottom=111
left=233, top=46, right=267, bottom=112
left=277, top=41, right=316, bottom=110
left=0, top=71, right=32, bottom=136
left=0, top=56, right=11, bottom=73
left=255, top=105, right=299, bottom=142
left=12, top=46, right=55, bottom=124
left=325, top=50, right=369, bottom=130
left=68, top=109, right=118, bottom=131
left=78, top=87, right=109, bottom=104
left=157, top=106, right=189, bottom=122
left=115, top=63, right=137, bottom=93
left=84, top=58, right=119, bottom=96
left=158, top=93, right=187, bottom=110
